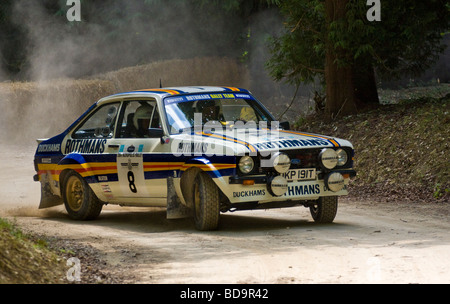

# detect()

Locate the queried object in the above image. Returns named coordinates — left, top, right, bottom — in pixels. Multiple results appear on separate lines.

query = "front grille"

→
left=256, top=148, right=322, bottom=174
left=287, top=147, right=354, bottom=170
left=285, top=149, right=322, bottom=169
left=240, top=147, right=353, bottom=176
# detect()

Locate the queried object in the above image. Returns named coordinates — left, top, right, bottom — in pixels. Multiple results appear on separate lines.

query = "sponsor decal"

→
left=101, top=184, right=114, bottom=200
left=165, top=93, right=253, bottom=104
left=186, top=94, right=214, bottom=101
left=64, top=139, right=106, bottom=154
left=38, top=144, right=61, bottom=153
left=233, top=189, right=266, bottom=198
left=254, top=139, right=330, bottom=150
left=101, top=184, right=112, bottom=193
left=284, top=184, right=321, bottom=196
left=119, top=144, right=143, bottom=153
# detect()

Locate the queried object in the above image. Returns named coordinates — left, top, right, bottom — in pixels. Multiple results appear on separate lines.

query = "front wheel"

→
left=62, top=171, right=103, bottom=220
left=309, top=196, right=338, bottom=223
left=193, top=172, right=220, bottom=231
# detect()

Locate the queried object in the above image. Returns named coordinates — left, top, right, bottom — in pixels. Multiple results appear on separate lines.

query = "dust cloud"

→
left=11, top=0, right=245, bottom=81
left=0, top=1, right=241, bottom=143
left=245, top=8, right=317, bottom=121
left=0, top=1, right=303, bottom=146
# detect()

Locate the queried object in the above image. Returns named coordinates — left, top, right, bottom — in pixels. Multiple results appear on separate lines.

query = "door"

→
left=65, top=102, right=121, bottom=202
left=109, top=100, right=168, bottom=199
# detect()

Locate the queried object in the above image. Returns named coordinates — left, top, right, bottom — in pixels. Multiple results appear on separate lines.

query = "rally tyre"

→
left=193, top=172, right=220, bottom=231
left=310, top=196, right=338, bottom=223
left=63, top=171, right=103, bottom=220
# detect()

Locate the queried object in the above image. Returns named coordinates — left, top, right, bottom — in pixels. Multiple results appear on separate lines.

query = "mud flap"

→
left=38, top=175, right=63, bottom=209
left=166, top=177, right=192, bottom=219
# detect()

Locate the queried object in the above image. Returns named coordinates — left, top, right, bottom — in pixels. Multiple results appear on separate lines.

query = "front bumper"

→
left=229, top=169, right=356, bottom=184
left=221, top=169, right=356, bottom=204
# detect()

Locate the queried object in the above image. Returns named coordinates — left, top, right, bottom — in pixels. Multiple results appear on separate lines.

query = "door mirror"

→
left=147, top=128, right=164, bottom=138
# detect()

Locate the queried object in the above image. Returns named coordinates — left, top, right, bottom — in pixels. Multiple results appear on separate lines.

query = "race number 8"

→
left=127, top=171, right=137, bottom=193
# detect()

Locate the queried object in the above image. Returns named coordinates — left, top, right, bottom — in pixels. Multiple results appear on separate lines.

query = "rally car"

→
left=34, top=86, right=356, bottom=230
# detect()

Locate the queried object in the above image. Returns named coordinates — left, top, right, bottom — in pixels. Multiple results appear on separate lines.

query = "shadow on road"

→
left=25, top=205, right=356, bottom=235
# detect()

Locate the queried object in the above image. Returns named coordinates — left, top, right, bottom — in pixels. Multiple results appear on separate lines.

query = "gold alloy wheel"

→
left=65, top=175, right=84, bottom=212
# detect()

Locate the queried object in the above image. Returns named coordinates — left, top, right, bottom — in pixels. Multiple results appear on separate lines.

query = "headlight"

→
left=336, top=149, right=348, bottom=166
left=238, top=156, right=254, bottom=174
left=272, top=152, right=291, bottom=174
left=319, top=148, right=338, bottom=170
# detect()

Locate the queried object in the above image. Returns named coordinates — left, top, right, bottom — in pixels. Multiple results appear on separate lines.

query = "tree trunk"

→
left=352, top=60, right=380, bottom=107
left=324, top=0, right=358, bottom=119
left=325, top=50, right=358, bottom=118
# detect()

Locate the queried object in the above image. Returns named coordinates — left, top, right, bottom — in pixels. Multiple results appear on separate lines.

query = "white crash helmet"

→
left=133, top=104, right=153, bottom=129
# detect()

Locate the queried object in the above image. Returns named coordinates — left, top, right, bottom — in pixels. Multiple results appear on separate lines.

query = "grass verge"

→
left=0, top=218, right=67, bottom=284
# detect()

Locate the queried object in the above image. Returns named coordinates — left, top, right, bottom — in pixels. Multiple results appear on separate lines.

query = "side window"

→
left=117, top=100, right=161, bottom=138
left=72, top=103, right=120, bottom=139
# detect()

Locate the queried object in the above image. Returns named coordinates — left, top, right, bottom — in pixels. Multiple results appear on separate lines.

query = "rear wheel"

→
left=63, top=171, right=103, bottom=220
left=310, top=196, right=338, bottom=223
left=193, top=172, right=220, bottom=231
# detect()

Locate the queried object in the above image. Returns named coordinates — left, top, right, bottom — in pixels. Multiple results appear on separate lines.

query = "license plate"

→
left=282, top=168, right=316, bottom=181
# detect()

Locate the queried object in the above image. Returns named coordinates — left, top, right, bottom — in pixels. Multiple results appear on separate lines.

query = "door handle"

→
left=108, top=144, right=120, bottom=148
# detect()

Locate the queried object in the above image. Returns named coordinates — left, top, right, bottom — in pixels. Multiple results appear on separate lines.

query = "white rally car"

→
left=34, top=86, right=356, bottom=230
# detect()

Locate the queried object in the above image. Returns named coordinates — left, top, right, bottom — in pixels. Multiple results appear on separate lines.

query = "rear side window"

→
left=72, top=103, right=120, bottom=139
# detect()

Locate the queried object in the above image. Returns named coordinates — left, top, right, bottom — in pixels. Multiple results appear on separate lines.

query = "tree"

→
left=267, top=0, right=450, bottom=119
left=324, top=0, right=358, bottom=117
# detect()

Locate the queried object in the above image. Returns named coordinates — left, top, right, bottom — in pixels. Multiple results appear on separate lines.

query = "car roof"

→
left=97, top=86, right=250, bottom=105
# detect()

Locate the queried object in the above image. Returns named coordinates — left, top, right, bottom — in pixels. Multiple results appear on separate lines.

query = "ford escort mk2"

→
left=34, top=86, right=356, bottom=230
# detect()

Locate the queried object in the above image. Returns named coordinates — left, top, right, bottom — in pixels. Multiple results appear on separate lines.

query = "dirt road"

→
left=1, top=146, right=450, bottom=284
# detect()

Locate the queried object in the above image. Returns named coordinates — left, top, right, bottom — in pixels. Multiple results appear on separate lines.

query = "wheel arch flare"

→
left=178, top=156, right=236, bottom=208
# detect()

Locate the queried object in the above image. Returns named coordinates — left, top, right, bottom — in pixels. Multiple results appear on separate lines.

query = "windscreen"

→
left=164, top=93, right=273, bottom=134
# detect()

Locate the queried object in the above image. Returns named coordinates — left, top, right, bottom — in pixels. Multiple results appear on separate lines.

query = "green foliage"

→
left=267, top=0, right=450, bottom=86
left=0, top=217, right=24, bottom=240
left=433, top=183, right=449, bottom=199
left=266, top=0, right=326, bottom=85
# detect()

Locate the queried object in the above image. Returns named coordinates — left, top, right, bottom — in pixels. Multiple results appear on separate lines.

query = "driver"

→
left=239, top=106, right=257, bottom=122
left=133, top=104, right=153, bottom=137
